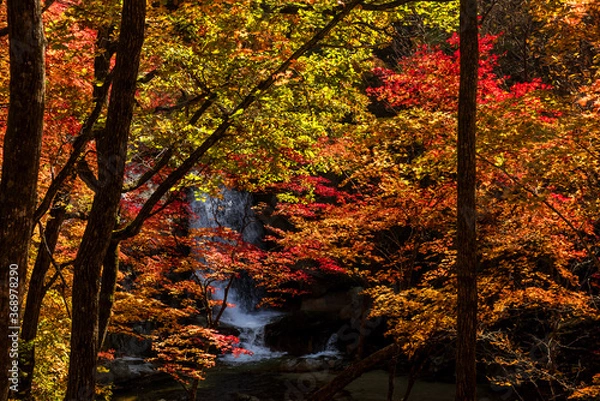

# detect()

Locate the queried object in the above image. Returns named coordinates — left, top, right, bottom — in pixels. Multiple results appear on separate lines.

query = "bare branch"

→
left=76, top=159, right=99, bottom=193
left=154, top=92, right=207, bottom=113
left=36, top=220, right=72, bottom=318
left=122, top=147, right=173, bottom=193
left=138, top=68, right=158, bottom=84
left=34, top=72, right=112, bottom=222
left=189, top=93, right=218, bottom=125
left=361, top=0, right=454, bottom=11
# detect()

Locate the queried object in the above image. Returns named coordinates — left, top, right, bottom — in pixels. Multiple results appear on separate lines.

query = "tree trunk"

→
left=64, top=0, right=146, bottom=399
left=401, top=352, right=426, bottom=401
left=387, top=352, right=398, bottom=401
left=188, top=379, right=199, bottom=401
left=0, top=0, right=45, bottom=399
left=310, top=343, right=400, bottom=401
left=455, top=0, right=479, bottom=400
left=97, top=240, right=119, bottom=351
left=18, top=191, right=69, bottom=400
left=19, top=23, right=113, bottom=400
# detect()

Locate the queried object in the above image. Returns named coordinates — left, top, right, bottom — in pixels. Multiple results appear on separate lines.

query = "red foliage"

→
left=368, top=33, right=551, bottom=113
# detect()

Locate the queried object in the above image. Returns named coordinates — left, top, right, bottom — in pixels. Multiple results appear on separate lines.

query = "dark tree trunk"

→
left=18, top=191, right=69, bottom=400
left=97, top=240, right=119, bottom=351
left=188, top=379, right=199, bottom=401
left=310, top=343, right=400, bottom=401
left=387, top=352, right=399, bottom=401
left=19, top=23, right=114, bottom=400
left=0, top=0, right=45, bottom=399
left=455, top=0, right=479, bottom=400
left=64, top=0, right=146, bottom=399
left=402, top=374, right=417, bottom=401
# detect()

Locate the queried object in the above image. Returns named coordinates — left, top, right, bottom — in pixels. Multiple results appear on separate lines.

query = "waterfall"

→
left=216, top=291, right=285, bottom=363
left=190, top=188, right=284, bottom=363
left=302, top=333, right=342, bottom=359
left=191, top=189, right=263, bottom=245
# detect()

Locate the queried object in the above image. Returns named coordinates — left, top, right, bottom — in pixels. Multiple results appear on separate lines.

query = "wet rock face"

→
left=264, top=311, right=344, bottom=356
left=300, top=287, right=368, bottom=322
left=299, top=291, right=354, bottom=316
left=103, top=324, right=153, bottom=357
left=98, top=324, right=157, bottom=385
left=264, top=287, right=373, bottom=357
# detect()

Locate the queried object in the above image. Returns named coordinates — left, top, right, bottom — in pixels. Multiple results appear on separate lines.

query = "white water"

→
left=301, top=333, right=342, bottom=359
left=191, top=188, right=285, bottom=363
left=191, top=189, right=263, bottom=244
left=217, top=290, right=285, bottom=363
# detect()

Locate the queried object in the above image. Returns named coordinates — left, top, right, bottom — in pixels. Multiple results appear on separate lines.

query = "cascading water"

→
left=302, top=333, right=341, bottom=359
left=190, top=188, right=285, bottom=363
left=215, top=290, right=285, bottom=363
left=191, top=189, right=263, bottom=245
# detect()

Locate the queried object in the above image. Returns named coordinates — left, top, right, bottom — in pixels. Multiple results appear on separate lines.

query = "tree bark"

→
left=18, top=24, right=113, bottom=400
left=455, top=0, right=479, bottom=400
left=310, top=343, right=400, bottom=401
left=97, top=240, right=119, bottom=351
left=387, top=352, right=399, bottom=401
left=18, top=191, right=69, bottom=400
left=0, top=0, right=45, bottom=399
left=64, top=0, right=146, bottom=399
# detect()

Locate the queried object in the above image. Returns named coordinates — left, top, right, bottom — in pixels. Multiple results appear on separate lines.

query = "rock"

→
left=279, top=356, right=344, bottom=373
left=339, top=287, right=365, bottom=320
left=300, top=287, right=366, bottom=322
left=103, top=328, right=152, bottom=358
left=264, top=312, right=344, bottom=356
left=216, top=323, right=241, bottom=337
left=300, top=291, right=352, bottom=316
left=265, top=287, right=371, bottom=356
left=97, top=356, right=156, bottom=384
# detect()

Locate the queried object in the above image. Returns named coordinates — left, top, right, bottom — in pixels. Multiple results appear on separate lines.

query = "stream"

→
left=111, top=189, right=505, bottom=400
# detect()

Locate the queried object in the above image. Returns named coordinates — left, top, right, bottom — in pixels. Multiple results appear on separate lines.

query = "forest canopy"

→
left=0, top=0, right=600, bottom=400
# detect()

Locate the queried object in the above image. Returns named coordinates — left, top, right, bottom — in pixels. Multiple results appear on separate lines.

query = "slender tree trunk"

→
left=19, top=23, right=113, bottom=400
left=188, top=379, right=199, bottom=401
left=455, top=0, right=479, bottom=400
left=97, top=240, right=119, bottom=351
left=387, top=352, right=398, bottom=401
left=212, top=275, right=234, bottom=328
left=402, top=373, right=417, bottom=401
left=0, top=0, right=45, bottom=399
left=64, top=0, right=146, bottom=399
left=356, top=296, right=369, bottom=360
left=18, top=191, right=69, bottom=400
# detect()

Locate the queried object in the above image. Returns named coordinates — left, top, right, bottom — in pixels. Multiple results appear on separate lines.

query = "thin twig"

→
left=36, top=221, right=72, bottom=319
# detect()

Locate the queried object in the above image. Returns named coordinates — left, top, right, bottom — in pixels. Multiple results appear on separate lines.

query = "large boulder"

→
left=264, top=311, right=344, bottom=356
left=103, top=323, right=153, bottom=358
left=97, top=357, right=156, bottom=384
left=265, top=287, right=370, bottom=356
left=300, top=287, right=366, bottom=321
left=300, top=291, right=353, bottom=317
